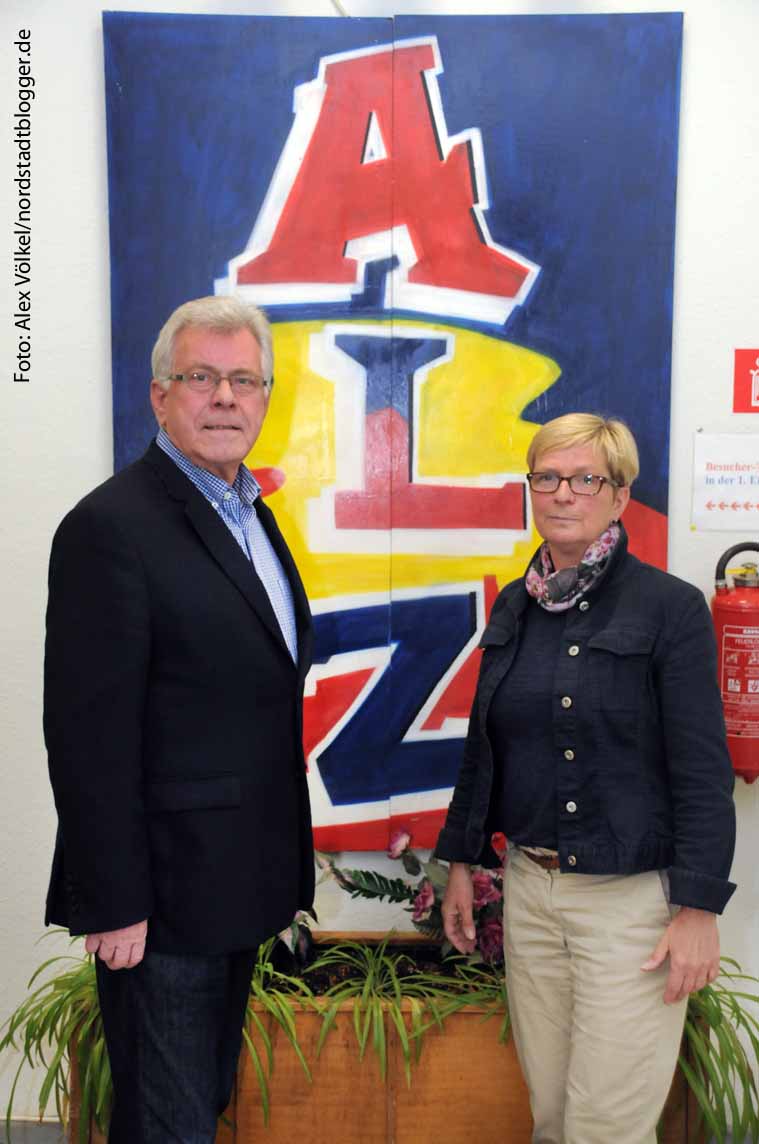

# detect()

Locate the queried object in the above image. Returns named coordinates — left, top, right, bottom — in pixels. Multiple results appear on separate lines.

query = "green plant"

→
left=242, top=938, right=314, bottom=1123
left=0, top=935, right=313, bottom=1142
left=0, top=935, right=107, bottom=1143
left=681, top=957, right=759, bottom=1144
left=4, top=936, right=759, bottom=1143
left=304, top=936, right=508, bottom=1085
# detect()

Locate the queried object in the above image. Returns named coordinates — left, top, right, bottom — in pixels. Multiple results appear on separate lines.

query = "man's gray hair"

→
left=151, top=296, right=274, bottom=389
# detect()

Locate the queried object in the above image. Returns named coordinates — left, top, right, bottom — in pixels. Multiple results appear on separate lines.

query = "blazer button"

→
left=561, top=696, right=573, bottom=708
left=568, top=645, right=580, bottom=656
left=579, top=601, right=590, bottom=612
left=566, top=801, right=577, bottom=813
left=564, top=749, right=575, bottom=761
left=568, top=854, right=577, bottom=866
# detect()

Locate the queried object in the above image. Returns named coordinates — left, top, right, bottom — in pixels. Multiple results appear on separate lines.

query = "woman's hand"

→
left=641, top=907, right=720, bottom=1003
left=441, top=862, right=477, bottom=954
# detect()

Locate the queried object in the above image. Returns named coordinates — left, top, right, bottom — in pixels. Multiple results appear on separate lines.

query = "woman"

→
left=436, top=413, right=736, bottom=1144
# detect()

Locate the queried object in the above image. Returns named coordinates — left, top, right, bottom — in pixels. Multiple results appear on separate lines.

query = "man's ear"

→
left=150, top=379, right=168, bottom=426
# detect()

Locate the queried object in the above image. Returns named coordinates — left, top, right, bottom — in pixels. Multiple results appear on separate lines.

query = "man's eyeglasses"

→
left=165, top=370, right=270, bottom=396
left=526, top=472, right=620, bottom=497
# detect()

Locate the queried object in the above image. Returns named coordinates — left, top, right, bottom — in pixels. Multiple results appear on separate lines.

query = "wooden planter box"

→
left=68, top=1002, right=704, bottom=1143
left=232, top=1002, right=530, bottom=1144
left=227, top=1002, right=703, bottom=1144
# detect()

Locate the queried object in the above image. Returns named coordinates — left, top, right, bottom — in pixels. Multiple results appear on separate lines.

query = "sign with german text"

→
left=692, top=433, right=759, bottom=530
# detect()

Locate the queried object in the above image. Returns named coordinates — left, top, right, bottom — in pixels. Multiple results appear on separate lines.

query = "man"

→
left=43, top=296, right=314, bottom=1142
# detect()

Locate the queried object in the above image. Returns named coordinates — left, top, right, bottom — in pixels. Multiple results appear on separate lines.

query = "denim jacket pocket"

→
left=479, top=615, right=517, bottom=649
left=587, top=627, right=657, bottom=712
left=478, top=615, right=518, bottom=690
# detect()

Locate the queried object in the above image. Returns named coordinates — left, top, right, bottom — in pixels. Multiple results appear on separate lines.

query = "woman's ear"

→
left=612, top=484, right=631, bottom=522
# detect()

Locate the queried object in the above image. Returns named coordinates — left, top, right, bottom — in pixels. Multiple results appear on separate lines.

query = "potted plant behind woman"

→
left=3, top=923, right=759, bottom=1141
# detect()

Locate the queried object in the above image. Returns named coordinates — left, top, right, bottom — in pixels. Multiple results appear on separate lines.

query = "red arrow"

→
left=706, top=501, right=715, bottom=510
left=719, top=501, right=728, bottom=510
left=731, top=502, right=740, bottom=510
left=744, top=501, right=753, bottom=510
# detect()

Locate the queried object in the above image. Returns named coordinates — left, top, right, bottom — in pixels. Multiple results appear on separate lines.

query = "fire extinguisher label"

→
left=721, top=625, right=759, bottom=737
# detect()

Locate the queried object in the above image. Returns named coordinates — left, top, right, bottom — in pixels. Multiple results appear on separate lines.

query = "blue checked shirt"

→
left=156, top=429, right=298, bottom=663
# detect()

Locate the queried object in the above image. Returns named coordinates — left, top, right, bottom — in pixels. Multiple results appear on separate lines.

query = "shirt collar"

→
left=233, top=461, right=262, bottom=506
left=156, top=428, right=261, bottom=506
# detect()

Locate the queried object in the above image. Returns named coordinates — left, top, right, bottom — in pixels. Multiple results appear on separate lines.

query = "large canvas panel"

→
left=104, top=12, right=682, bottom=851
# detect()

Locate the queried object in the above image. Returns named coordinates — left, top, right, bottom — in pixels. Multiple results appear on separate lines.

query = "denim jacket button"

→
left=568, top=645, right=580, bottom=656
left=568, top=854, right=577, bottom=866
left=561, top=696, right=573, bottom=709
left=564, top=749, right=575, bottom=761
left=566, top=801, right=577, bottom=813
left=578, top=601, right=590, bottom=612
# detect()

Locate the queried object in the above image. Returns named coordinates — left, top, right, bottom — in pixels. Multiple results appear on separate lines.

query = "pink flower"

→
left=387, top=827, right=412, bottom=860
left=490, top=832, right=507, bottom=859
left=477, top=915, right=504, bottom=964
left=472, top=871, right=501, bottom=910
left=411, top=879, right=435, bottom=922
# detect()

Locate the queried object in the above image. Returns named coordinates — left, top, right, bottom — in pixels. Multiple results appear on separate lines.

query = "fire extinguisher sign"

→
left=721, top=625, right=759, bottom=737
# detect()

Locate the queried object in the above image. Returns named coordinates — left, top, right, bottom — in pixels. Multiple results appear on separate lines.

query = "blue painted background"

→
left=104, top=11, right=682, bottom=516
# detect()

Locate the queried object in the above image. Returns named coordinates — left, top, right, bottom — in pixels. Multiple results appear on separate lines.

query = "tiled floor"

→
left=6, top=1126, right=64, bottom=1142
left=6, top=1124, right=729, bottom=1142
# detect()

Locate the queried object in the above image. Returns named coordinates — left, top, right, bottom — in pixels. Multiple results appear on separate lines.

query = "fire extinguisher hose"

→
left=715, top=542, right=759, bottom=587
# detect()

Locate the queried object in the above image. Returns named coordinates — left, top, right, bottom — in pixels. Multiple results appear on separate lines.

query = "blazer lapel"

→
left=255, top=497, right=314, bottom=677
left=184, top=497, right=293, bottom=660
left=143, top=443, right=294, bottom=662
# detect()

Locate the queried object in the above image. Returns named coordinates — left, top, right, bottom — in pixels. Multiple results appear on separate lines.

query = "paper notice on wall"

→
left=692, top=434, right=759, bottom=530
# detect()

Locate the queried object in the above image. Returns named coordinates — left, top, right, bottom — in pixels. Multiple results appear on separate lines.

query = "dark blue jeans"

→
left=96, top=948, right=257, bottom=1143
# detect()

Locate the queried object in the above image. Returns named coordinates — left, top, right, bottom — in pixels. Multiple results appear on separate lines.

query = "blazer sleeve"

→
left=656, top=589, right=737, bottom=913
left=44, top=499, right=154, bottom=934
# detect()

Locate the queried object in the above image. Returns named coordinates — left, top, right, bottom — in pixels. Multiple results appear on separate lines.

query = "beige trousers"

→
left=503, top=847, right=687, bottom=1144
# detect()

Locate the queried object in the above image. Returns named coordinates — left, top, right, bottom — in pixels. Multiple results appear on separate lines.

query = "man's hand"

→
left=641, top=906, right=720, bottom=1003
left=85, top=919, right=148, bottom=970
left=441, top=862, right=477, bottom=954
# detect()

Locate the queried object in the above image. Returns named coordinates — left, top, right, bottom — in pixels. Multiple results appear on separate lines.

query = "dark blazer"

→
left=435, top=528, right=736, bottom=915
left=44, top=442, right=315, bottom=954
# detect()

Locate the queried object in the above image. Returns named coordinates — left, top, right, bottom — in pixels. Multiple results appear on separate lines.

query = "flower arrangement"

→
left=7, top=869, right=759, bottom=1141
left=317, top=829, right=507, bottom=966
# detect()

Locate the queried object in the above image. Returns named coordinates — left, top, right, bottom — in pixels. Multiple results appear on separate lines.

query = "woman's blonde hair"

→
left=527, top=413, right=639, bottom=487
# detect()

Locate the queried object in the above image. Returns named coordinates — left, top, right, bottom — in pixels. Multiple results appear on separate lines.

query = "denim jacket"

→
left=435, top=531, right=737, bottom=914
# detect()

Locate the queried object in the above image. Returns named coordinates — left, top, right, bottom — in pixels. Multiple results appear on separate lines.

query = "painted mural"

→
left=104, top=13, right=683, bottom=851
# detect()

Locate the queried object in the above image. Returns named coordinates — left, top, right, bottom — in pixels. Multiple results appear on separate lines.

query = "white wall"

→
left=1, top=0, right=757, bottom=1119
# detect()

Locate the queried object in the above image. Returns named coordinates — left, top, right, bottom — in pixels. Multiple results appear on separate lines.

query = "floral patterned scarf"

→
left=524, top=523, right=621, bottom=613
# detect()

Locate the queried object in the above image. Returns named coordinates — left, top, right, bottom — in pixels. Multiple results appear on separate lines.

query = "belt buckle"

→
left=522, top=849, right=560, bottom=871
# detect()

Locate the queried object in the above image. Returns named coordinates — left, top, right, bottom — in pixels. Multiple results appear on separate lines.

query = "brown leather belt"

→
left=521, top=850, right=561, bottom=870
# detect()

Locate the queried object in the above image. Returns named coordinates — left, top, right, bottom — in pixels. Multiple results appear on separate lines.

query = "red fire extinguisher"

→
left=712, top=543, right=759, bottom=782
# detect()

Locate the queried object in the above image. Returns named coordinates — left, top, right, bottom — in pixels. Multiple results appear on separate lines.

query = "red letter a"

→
left=223, top=39, right=538, bottom=325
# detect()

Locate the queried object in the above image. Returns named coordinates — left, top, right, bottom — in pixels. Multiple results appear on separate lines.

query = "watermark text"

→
left=12, top=29, right=33, bottom=383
